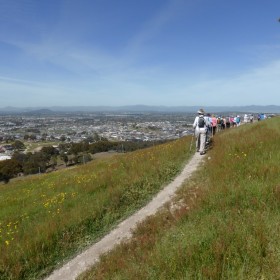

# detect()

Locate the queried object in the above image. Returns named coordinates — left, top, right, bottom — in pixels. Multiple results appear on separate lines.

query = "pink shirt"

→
left=211, top=117, right=217, bottom=127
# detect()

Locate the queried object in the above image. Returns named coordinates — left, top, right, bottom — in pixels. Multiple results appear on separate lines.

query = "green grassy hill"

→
left=80, top=117, right=280, bottom=280
left=0, top=136, right=192, bottom=280
left=2, top=118, right=280, bottom=280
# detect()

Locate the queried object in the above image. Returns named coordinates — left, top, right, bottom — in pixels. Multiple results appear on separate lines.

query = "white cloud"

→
left=181, top=59, right=280, bottom=106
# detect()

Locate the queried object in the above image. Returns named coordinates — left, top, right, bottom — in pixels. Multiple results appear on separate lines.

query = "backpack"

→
left=217, top=118, right=221, bottom=124
left=198, top=116, right=205, bottom=128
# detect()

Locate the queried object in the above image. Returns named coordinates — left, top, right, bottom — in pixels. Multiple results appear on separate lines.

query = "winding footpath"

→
left=46, top=152, right=204, bottom=280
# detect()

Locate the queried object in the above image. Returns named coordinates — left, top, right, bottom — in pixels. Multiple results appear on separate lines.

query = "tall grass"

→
left=80, top=117, right=280, bottom=280
left=0, top=137, right=192, bottom=280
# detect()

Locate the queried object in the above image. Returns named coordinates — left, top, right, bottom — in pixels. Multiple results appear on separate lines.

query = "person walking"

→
left=249, top=114, right=254, bottom=123
left=193, top=109, right=208, bottom=155
left=211, top=114, right=217, bottom=135
left=236, top=115, right=241, bottom=126
left=221, top=116, right=226, bottom=130
left=225, top=116, right=230, bottom=129
left=244, top=114, right=249, bottom=123
left=205, top=113, right=212, bottom=143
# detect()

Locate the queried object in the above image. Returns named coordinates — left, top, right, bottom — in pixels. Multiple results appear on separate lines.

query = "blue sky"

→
left=0, top=0, right=280, bottom=107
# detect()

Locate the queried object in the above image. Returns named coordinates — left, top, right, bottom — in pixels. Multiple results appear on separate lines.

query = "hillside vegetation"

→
left=80, top=117, right=280, bottom=280
left=0, top=137, right=192, bottom=280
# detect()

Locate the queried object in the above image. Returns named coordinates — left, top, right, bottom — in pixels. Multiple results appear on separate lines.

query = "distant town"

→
left=0, top=111, right=195, bottom=147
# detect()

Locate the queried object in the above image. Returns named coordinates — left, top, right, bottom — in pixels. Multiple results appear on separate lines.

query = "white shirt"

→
left=193, top=115, right=209, bottom=132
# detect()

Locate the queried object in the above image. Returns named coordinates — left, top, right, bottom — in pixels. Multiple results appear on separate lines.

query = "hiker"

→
left=233, top=116, right=237, bottom=127
left=193, top=109, right=209, bottom=155
left=230, top=116, right=234, bottom=127
left=217, top=116, right=222, bottom=132
left=205, top=113, right=212, bottom=142
left=244, top=114, right=249, bottom=123
left=211, top=115, right=217, bottom=135
left=249, top=114, right=254, bottom=123
left=236, top=115, right=241, bottom=126
left=221, top=116, right=226, bottom=130
left=225, top=116, right=230, bottom=129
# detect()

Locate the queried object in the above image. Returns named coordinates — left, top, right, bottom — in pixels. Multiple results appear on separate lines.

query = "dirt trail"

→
left=45, top=152, right=204, bottom=280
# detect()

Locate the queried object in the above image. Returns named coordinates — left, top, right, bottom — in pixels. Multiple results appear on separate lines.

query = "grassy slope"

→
left=81, top=117, right=280, bottom=280
left=0, top=137, right=192, bottom=280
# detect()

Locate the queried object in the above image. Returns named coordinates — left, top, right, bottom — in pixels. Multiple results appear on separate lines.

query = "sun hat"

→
left=197, top=108, right=205, bottom=115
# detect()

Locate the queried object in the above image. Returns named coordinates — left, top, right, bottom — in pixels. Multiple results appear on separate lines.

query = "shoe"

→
left=200, top=151, right=206, bottom=155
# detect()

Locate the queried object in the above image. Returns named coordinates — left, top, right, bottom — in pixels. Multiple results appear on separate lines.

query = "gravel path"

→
left=45, top=152, right=204, bottom=280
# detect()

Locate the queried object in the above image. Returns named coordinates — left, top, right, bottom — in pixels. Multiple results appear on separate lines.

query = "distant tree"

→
left=68, top=142, right=89, bottom=155
left=5, top=135, right=15, bottom=143
left=50, top=155, right=57, bottom=170
left=41, top=146, right=59, bottom=158
left=12, top=140, right=25, bottom=151
left=86, top=136, right=94, bottom=143
left=41, top=134, right=47, bottom=141
left=72, top=155, right=80, bottom=164
left=93, top=132, right=101, bottom=142
left=0, top=159, right=22, bottom=183
left=88, top=141, right=118, bottom=154
left=23, top=153, right=47, bottom=175
left=79, top=153, right=92, bottom=164
left=91, top=132, right=107, bottom=142
left=68, top=157, right=74, bottom=166
left=68, top=143, right=80, bottom=155
left=60, top=154, right=69, bottom=166
left=12, top=152, right=28, bottom=164
left=81, top=141, right=89, bottom=151
left=29, top=134, right=36, bottom=141
left=58, top=143, right=70, bottom=154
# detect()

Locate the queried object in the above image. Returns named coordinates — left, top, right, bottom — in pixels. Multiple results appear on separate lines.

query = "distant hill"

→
left=22, top=109, right=55, bottom=116
left=0, top=105, right=280, bottom=114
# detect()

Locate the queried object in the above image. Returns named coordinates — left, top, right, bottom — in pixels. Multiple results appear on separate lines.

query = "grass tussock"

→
left=81, top=117, right=280, bottom=280
left=0, top=137, right=193, bottom=280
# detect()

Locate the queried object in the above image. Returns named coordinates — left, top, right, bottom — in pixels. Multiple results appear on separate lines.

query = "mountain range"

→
left=0, top=105, right=280, bottom=114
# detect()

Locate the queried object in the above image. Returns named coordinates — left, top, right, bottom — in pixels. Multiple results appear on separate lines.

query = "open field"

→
left=0, top=136, right=192, bottom=280
left=24, top=142, right=58, bottom=153
left=80, top=117, right=280, bottom=280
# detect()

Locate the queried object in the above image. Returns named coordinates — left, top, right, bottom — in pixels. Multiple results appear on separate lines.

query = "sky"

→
left=0, top=0, right=280, bottom=107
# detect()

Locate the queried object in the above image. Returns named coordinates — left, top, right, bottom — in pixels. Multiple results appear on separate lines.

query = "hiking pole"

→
left=189, top=130, right=195, bottom=152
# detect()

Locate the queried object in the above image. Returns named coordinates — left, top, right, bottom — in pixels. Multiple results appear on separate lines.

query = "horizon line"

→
left=1, top=104, right=280, bottom=109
